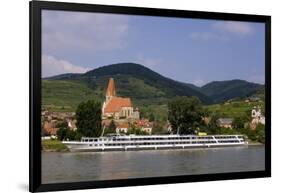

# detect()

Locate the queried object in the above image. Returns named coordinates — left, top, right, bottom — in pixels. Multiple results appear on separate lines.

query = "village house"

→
left=116, top=122, right=130, bottom=134
left=41, top=111, right=77, bottom=136
left=165, top=121, right=173, bottom=134
left=217, top=118, right=233, bottom=129
left=249, top=96, right=261, bottom=102
left=42, top=121, right=59, bottom=137
left=135, top=119, right=153, bottom=135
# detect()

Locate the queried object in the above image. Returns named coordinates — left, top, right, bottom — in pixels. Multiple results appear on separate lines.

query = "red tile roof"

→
left=104, top=97, right=132, bottom=113
left=135, top=119, right=153, bottom=127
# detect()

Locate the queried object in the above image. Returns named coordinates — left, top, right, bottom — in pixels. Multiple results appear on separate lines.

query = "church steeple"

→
left=106, top=78, right=116, bottom=101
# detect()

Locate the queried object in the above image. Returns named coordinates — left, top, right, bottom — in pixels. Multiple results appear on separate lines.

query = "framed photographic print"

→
left=30, top=1, right=271, bottom=192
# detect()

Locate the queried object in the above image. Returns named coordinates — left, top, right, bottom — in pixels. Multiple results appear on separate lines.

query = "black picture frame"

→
left=29, top=1, right=271, bottom=192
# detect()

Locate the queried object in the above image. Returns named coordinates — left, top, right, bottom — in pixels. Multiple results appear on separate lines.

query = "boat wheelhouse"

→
left=62, top=134, right=247, bottom=152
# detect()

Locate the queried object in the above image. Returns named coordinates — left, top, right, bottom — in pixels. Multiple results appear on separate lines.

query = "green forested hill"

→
left=43, top=63, right=264, bottom=112
left=67, top=63, right=211, bottom=103
left=201, top=79, right=263, bottom=103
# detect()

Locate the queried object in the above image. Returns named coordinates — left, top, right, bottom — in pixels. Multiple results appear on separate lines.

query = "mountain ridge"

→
left=201, top=79, right=263, bottom=103
left=44, top=62, right=263, bottom=105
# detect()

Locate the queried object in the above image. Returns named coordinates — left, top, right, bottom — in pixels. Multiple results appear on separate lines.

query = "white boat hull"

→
left=63, top=134, right=247, bottom=152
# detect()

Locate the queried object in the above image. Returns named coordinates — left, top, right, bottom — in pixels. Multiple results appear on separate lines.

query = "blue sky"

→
left=42, top=10, right=265, bottom=86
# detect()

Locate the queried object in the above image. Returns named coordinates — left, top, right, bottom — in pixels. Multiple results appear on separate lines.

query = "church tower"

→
left=102, top=77, right=134, bottom=120
left=105, top=78, right=116, bottom=102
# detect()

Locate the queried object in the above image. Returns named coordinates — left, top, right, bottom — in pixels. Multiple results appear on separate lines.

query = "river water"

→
left=42, top=145, right=265, bottom=184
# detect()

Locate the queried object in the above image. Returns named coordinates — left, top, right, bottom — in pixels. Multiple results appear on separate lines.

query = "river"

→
left=42, top=145, right=265, bottom=184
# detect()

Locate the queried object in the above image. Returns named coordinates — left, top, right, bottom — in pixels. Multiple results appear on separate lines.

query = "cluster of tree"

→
left=167, top=96, right=265, bottom=144
left=102, top=120, right=117, bottom=135
left=57, top=100, right=102, bottom=140
left=76, top=100, right=102, bottom=137
left=239, top=123, right=265, bottom=143
left=152, top=121, right=169, bottom=134
left=56, top=121, right=82, bottom=141
left=139, top=105, right=167, bottom=123
left=168, top=96, right=205, bottom=134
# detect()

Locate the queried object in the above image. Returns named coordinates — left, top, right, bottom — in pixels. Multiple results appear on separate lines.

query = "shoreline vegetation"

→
left=42, top=139, right=69, bottom=152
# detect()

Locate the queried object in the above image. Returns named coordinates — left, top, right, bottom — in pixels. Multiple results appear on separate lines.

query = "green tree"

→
left=168, top=96, right=204, bottom=134
left=56, top=121, right=68, bottom=129
left=103, top=120, right=117, bottom=135
left=232, top=113, right=250, bottom=130
left=57, top=128, right=67, bottom=141
left=108, top=120, right=117, bottom=131
left=76, top=100, right=102, bottom=137
left=149, top=113, right=155, bottom=122
left=56, top=121, right=68, bottom=140
left=204, top=114, right=220, bottom=134
left=232, top=117, right=245, bottom=130
left=66, top=129, right=78, bottom=140
left=74, top=132, right=83, bottom=141
left=152, top=121, right=169, bottom=134
left=56, top=121, right=82, bottom=141
left=256, top=123, right=265, bottom=143
left=128, top=127, right=148, bottom=135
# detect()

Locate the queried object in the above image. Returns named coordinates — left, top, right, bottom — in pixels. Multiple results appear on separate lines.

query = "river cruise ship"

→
left=62, top=134, right=247, bottom=152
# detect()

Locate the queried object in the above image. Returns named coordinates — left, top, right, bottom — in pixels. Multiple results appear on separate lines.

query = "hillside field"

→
left=205, top=100, right=264, bottom=119
left=42, top=80, right=103, bottom=112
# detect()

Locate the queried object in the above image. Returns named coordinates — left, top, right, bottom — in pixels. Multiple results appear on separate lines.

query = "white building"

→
left=251, top=106, right=265, bottom=125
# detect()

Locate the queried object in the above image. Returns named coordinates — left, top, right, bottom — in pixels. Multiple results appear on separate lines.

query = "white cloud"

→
left=213, top=21, right=253, bottom=35
left=42, top=55, right=90, bottom=77
left=42, top=10, right=129, bottom=55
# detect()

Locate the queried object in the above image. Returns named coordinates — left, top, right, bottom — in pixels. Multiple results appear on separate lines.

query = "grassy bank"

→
left=247, top=141, right=264, bottom=145
left=42, top=139, right=69, bottom=152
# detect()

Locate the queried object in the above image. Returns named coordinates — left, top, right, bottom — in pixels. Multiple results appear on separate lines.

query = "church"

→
left=102, top=78, right=139, bottom=120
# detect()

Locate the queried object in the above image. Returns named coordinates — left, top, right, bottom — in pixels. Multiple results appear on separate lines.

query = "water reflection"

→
left=42, top=146, right=265, bottom=184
